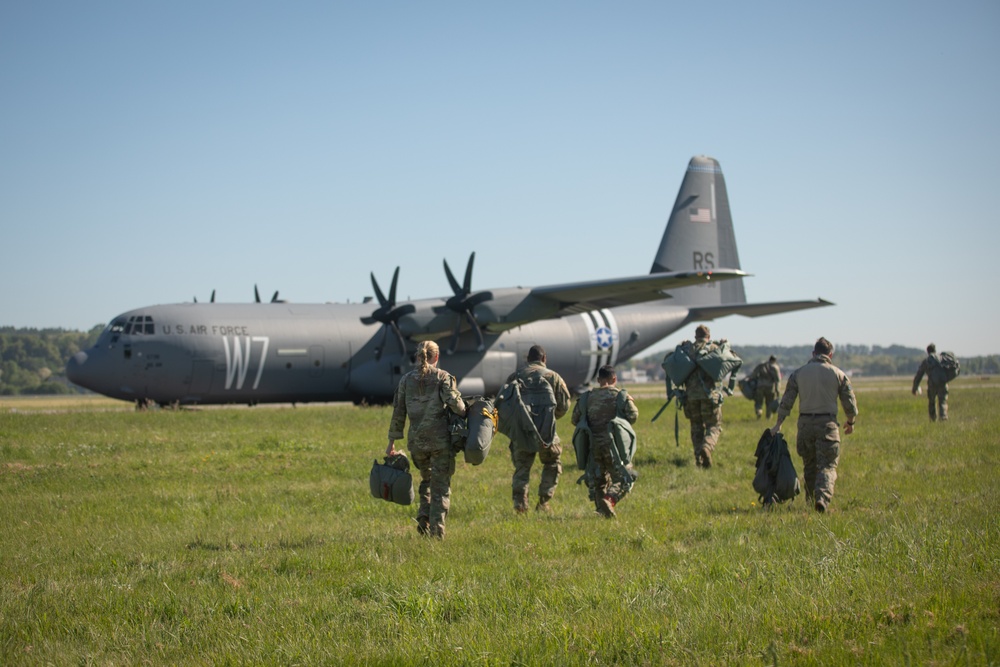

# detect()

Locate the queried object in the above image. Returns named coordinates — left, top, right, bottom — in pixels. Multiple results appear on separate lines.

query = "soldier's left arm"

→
left=623, top=393, right=639, bottom=424
left=553, top=374, right=572, bottom=419
left=839, top=374, right=859, bottom=422
left=440, top=373, right=467, bottom=417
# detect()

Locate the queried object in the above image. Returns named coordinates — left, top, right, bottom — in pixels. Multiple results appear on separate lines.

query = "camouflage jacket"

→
left=752, top=361, right=781, bottom=390
left=388, top=366, right=466, bottom=452
left=684, top=340, right=721, bottom=401
left=571, top=385, right=638, bottom=450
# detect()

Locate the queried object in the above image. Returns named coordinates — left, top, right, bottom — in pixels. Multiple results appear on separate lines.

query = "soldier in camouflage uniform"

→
left=912, top=343, right=949, bottom=421
left=571, top=365, right=639, bottom=518
left=771, top=337, right=858, bottom=513
left=680, top=325, right=732, bottom=468
left=505, top=345, right=571, bottom=513
left=751, top=355, right=782, bottom=419
left=387, top=341, right=467, bottom=539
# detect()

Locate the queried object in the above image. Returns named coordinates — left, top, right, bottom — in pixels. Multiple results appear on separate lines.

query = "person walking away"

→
left=912, top=343, right=949, bottom=421
left=672, top=324, right=739, bottom=468
left=387, top=341, right=466, bottom=538
left=751, top=355, right=782, bottom=419
left=571, top=365, right=639, bottom=518
left=505, top=344, right=571, bottom=513
left=771, top=337, right=858, bottom=513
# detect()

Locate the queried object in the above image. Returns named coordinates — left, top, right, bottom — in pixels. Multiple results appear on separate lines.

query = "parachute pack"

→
left=572, top=390, right=638, bottom=499
left=752, top=429, right=800, bottom=505
left=662, top=339, right=743, bottom=387
left=496, top=371, right=557, bottom=452
left=738, top=376, right=757, bottom=400
left=930, top=352, right=961, bottom=383
left=369, top=452, right=414, bottom=506
left=448, top=396, right=498, bottom=465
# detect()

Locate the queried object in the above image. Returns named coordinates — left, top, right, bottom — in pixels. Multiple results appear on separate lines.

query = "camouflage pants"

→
left=754, top=387, right=778, bottom=419
left=683, top=398, right=722, bottom=467
left=411, top=447, right=456, bottom=538
left=593, top=441, right=630, bottom=507
left=927, top=384, right=949, bottom=421
left=510, top=439, right=562, bottom=510
left=795, top=415, right=840, bottom=507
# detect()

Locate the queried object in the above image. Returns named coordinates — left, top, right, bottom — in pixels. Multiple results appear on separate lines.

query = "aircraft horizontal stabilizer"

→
left=688, top=298, right=834, bottom=321
left=532, top=269, right=749, bottom=315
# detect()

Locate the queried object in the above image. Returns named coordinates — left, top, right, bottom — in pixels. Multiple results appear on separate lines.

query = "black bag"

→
left=752, top=429, right=800, bottom=505
left=369, top=452, right=414, bottom=505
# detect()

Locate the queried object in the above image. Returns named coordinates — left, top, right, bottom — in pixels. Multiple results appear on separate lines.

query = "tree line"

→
left=1, top=327, right=998, bottom=396
left=0, top=326, right=102, bottom=395
left=630, top=343, right=1000, bottom=382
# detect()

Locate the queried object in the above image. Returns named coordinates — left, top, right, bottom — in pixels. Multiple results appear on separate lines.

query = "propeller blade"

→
left=443, top=259, right=462, bottom=296
left=370, top=272, right=388, bottom=307
left=446, top=315, right=464, bottom=355
left=366, top=266, right=411, bottom=360
left=254, top=285, right=261, bottom=303
left=387, top=266, right=400, bottom=305
left=210, top=289, right=216, bottom=303
left=462, top=252, right=475, bottom=293
left=375, top=321, right=390, bottom=360
left=271, top=291, right=280, bottom=303
left=466, top=311, right=485, bottom=352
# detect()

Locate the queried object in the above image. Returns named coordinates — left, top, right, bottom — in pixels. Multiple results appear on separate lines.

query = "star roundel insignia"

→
left=595, top=326, right=613, bottom=350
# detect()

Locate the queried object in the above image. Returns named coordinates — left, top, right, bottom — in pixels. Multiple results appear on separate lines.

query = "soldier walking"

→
left=670, top=325, right=739, bottom=468
left=505, top=345, right=571, bottom=513
left=912, top=343, right=949, bottom=421
left=387, top=341, right=467, bottom=539
left=571, top=365, right=639, bottom=518
left=751, top=355, right=782, bottom=419
left=771, top=337, right=858, bottom=513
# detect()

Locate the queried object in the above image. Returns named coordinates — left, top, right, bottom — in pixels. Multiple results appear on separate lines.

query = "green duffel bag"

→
left=369, top=452, right=414, bottom=506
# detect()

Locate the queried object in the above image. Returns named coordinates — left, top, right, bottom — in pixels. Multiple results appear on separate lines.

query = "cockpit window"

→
left=123, top=315, right=155, bottom=335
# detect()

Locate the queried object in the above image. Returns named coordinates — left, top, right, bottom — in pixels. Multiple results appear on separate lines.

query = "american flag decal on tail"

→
left=689, top=207, right=711, bottom=223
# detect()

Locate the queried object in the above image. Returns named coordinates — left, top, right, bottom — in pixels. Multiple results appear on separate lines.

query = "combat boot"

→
left=416, top=516, right=430, bottom=535
left=535, top=495, right=553, bottom=513
left=596, top=494, right=617, bottom=518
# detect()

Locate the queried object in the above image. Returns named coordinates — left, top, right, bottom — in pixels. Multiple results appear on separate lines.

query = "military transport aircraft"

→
left=66, top=156, right=831, bottom=407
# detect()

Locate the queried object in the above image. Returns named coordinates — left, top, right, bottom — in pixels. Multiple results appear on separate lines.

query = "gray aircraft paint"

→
left=67, top=156, right=830, bottom=406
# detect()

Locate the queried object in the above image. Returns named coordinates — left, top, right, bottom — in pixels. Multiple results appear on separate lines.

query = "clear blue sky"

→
left=2, top=1, right=998, bottom=357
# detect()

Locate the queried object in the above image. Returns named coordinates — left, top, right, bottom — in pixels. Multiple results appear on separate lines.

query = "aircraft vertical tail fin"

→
left=650, top=156, right=747, bottom=307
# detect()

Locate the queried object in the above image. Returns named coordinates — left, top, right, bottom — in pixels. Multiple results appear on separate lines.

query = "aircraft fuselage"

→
left=66, top=300, right=691, bottom=405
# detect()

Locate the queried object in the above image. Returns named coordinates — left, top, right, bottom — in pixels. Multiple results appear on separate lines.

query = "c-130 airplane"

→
left=67, top=156, right=831, bottom=407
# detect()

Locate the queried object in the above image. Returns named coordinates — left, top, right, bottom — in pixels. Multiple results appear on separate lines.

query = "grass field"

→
left=2, top=377, right=998, bottom=665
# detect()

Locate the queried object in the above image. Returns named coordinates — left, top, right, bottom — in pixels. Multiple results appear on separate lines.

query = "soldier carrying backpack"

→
left=661, top=324, right=742, bottom=468
left=496, top=345, right=571, bottom=513
left=912, top=343, right=958, bottom=422
left=570, top=365, right=639, bottom=518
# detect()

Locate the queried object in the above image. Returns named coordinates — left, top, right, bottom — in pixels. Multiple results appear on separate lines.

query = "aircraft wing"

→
left=530, top=269, right=749, bottom=316
left=687, top=298, right=834, bottom=320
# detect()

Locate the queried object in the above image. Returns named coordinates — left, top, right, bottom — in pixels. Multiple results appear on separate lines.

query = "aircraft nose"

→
left=66, top=350, right=90, bottom=386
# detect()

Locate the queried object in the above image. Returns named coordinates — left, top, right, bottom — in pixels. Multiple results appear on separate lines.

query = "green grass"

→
left=2, top=378, right=998, bottom=665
